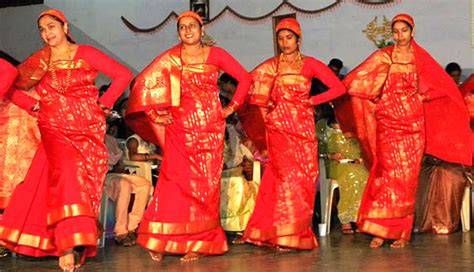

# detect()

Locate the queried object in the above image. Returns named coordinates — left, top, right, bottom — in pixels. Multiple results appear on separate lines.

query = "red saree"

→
left=127, top=45, right=251, bottom=255
left=242, top=56, right=345, bottom=249
left=339, top=42, right=472, bottom=240
left=0, top=45, right=132, bottom=257
left=0, top=60, right=41, bottom=209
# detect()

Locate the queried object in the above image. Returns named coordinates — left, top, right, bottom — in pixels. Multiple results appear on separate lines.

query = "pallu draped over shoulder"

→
left=241, top=56, right=345, bottom=249
left=0, top=45, right=132, bottom=257
left=127, top=44, right=251, bottom=255
left=337, top=41, right=471, bottom=240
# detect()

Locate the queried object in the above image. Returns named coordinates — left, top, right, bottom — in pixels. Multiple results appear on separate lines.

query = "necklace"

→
left=278, top=51, right=303, bottom=73
left=182, top=44, right=205, bottom=63
left=49, top=45, right=74, bottom=94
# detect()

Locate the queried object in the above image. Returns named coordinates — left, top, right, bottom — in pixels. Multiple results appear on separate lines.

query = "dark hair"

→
left=219, top=73, right=238, bottom=86
left=445, top=62, right=461, bottom=74
left=276, top=29, right=300, bottom=41
left=328, top=58, right=343, bottom=69
left=391, top=20, right=413, bottom=31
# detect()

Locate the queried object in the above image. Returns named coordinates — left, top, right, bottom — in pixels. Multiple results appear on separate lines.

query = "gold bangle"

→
left=227, top=101, right=239, bottom=112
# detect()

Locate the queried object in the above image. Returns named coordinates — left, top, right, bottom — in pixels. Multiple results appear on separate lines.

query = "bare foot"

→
left=369, top=237, right=384, bottom=248
left=341, top=223, right=354, bottom=234
left=59, top=249, right=75, bottom=271
left=180, top=252, right=202, bottom=262
left=149, top=251, right=164, bottom=262
left=390, top=239, right=409, bottom=248
left=276, top=246, right=294, bottom=253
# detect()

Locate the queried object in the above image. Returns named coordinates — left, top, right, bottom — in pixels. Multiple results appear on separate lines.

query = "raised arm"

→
left=305, top=58, right=346, bottom=105
left=79, top=45, right=133, bottom=108
left=209, top=47, right=251, bottom=109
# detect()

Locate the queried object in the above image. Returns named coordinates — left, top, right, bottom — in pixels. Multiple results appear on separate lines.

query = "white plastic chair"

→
left=318, top=156, right=339, bottom=235
left=460, top=186, right=471, bottom=232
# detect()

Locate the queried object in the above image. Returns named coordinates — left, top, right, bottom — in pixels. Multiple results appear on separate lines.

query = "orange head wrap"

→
left=38, top=9, right=75, bottom=43
left=391, top=13, right=415, bottom=29
left=177, top=11, right=203, bottom=26
left=276, top=18, right=302, bottom=38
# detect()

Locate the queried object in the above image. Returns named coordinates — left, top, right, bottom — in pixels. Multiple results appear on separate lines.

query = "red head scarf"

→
left=38, top=9, right=75, bottom=43
left=391, top=13, right=415, bottom=29
left=177, top=11, right=203, bottom=26
left=276, top=18, right=302, bottom=38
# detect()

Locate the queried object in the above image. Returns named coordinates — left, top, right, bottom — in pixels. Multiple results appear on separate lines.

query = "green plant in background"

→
left=363, top=16, right=394, bottom=48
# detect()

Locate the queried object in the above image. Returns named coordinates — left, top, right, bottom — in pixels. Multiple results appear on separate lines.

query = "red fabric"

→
left=126, top=45, right=251, bottom=148
left=77, top=46, right=133, bottom=108
left=413, top=41, right=471, bottom=166
left=243, top=56, right=345, bottom=249
left=0, top=59, right=17, bottom=96
left=240, top=56, right=345, bottom=153
left=338, top=39, right=471, bottom=240
left=130, top=45, right=250, bottom=255
left=460, top=74, right=474, bottom=97
left=0, top=45, right=131, bottom=257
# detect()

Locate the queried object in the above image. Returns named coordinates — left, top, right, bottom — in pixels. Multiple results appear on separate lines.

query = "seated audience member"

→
left=445, top=62, right=462, bottom=85
left=413, top=65, right=471, bottom=235
left=104, top=124, right=161, bottom=246
left=220, top=121, right=259, bottom=235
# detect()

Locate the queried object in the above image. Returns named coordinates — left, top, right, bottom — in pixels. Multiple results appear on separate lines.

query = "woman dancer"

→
left=241, top=18, right=345, bottom=251
left=340, top=14, right=471, bottom=248
left=0, top=9, right=132, bottom=271
left=126, top=11, right=251, bottom=262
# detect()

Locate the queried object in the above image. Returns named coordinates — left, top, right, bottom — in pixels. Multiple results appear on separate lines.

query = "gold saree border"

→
left=244, top=218, right=312, bottom=241
left=245, top=232, right=318, bottom=250
left=55, top=232, right=97, bottom=252
left=137, top=235, right=228, bottom=255
left=0, top=226, right=55, bottom=251
left=143, top=219, right=220, bottom=235
left=0, top=226, right=97, bottom=253
left=359, top=220, right=411, bottom=240
left=47, top=203, right=95, bottom=226
left=362, top=205, right=414, bottom=219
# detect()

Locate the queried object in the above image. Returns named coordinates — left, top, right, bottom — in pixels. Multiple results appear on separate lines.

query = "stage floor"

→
left=1, top=231, right=473, bottom=271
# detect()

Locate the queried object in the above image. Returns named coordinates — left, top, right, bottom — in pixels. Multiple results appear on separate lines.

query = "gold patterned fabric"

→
left=319, top=120, right=369, bottom=224
left=136, top=59, right=229, bottom=255
left=344, top=47, right=424, bottom=240
left=220, top=167, right=259, bottom=232
left=0, top=92, right=40, bottom=208
left=0, top=47, right=119, bottom=257
left=243, top=58, right=319, bottom=250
